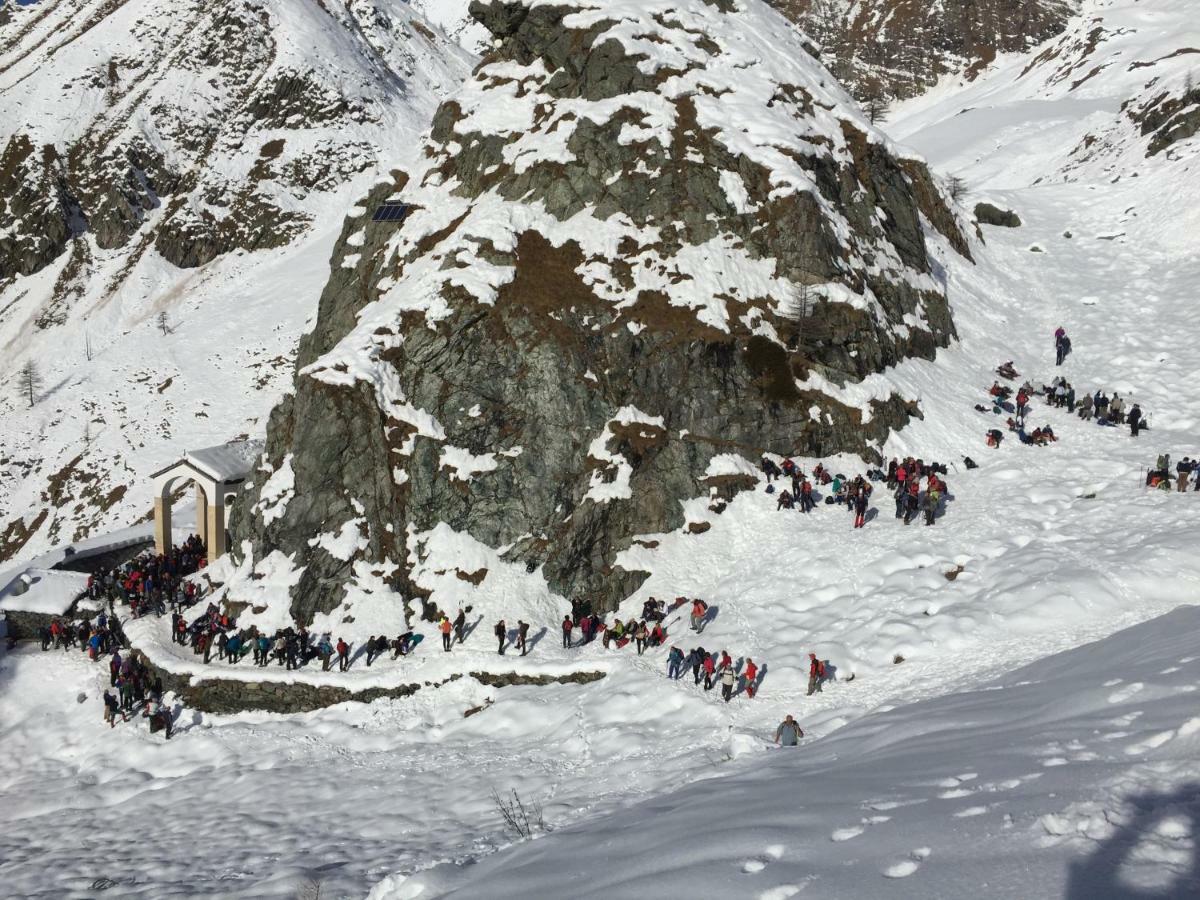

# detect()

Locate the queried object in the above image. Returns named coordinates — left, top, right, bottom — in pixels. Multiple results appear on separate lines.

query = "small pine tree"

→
left=18, top=361, right=42, bottom=408
left=947, top=175, right=968, bottom=203
left=156, top=311, right=172, bottom=336
left=864, top=94, right=889, bottom=124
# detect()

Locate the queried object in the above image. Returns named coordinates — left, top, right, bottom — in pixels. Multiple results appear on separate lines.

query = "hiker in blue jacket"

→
left=667, top=645, right=685, bottom=680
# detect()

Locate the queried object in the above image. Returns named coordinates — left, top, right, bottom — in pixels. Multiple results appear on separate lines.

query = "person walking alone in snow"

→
left=775, top=714, right=804, bottom=746
left=517, top=620, right=529, bottom=656
left=807, top=653, right=825, bottom=695
left=495, top=619, right=507, bottom=655
left=853, top=488, right=869, bottom=529
left=690, top=598, right=708, bottom=633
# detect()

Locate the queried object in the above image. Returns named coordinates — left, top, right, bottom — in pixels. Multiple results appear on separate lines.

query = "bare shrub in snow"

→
left=492, top=788, right=547, bottom=840
left=294, top=876, right=323, bottom=900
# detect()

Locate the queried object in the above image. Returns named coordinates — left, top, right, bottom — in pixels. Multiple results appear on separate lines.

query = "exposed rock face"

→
left=767, top=0, right=1078, bottom=101
left=231, top=0, right=971, bottom=624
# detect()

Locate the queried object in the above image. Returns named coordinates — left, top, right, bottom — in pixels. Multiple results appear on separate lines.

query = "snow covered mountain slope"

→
left=228, top=0, right=972, bottom=626
left=0, top=0, right=472, bottom=563
left=402, top=605, right=1200, bottom=899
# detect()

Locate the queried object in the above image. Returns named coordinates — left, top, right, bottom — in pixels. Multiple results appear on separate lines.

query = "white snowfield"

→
left=1, top=1, right=1199, bottom=898
left=402, top=606, right=1200, bottom=899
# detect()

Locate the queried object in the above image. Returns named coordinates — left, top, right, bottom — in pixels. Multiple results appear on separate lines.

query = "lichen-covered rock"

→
left=232, top=0, right=971, bottom=623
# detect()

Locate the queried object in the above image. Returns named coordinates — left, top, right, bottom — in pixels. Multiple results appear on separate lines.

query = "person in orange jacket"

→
left=807, top=652, right=825, bottom=695
left=439, top=615, right=453, bottom=652
left=743, top=658, right=758, bottom=698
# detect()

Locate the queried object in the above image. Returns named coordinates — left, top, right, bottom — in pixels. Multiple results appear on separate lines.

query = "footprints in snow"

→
left=740, top=846, right=808, bottom=900
left=741, top=843, right=784, bottom=874
left=1106, top=681, right=1144, bottom=704
left=830, top=815, right=890, bottom=842
left=883, top=847, right=931, bottom=879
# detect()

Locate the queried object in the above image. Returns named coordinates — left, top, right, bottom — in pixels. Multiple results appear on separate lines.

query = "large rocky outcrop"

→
left=768, top=0, right=1078, bottom=102
left=231, top=0, right=971, bottom=624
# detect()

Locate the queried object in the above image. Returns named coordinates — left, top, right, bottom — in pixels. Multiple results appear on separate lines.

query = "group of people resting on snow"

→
left=986, top=334, right=1147, bottom=447
left=1147, top=454, right=1200, bottom=493
left=764, top=457, right=950, bottom=527
left=983, top=373, right=1058, bottom=447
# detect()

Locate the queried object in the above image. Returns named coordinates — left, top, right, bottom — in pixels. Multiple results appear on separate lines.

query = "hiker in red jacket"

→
left=798, top=478, right=815, bottom=513
left=743, top=658, right=758, bottom=698
left=336, top=637, right=350, bottom=672
left=718, top=650, right=732, bottom=672
left=649, top=622, right=666, bottom=647
left=562, top=615, right=573, bottom=648
left=702, top=653, right=716, bottom=690
left=807, top=652, right=825, bottom=695
left=690, top=599, right=709, bottom=633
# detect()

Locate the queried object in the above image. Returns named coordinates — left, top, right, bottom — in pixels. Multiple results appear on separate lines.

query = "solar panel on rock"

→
left=372, top=203, right=410, bottom=223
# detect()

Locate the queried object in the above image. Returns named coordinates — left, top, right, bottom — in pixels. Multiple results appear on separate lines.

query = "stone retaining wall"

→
left=133, top=652, right=606, bottom=714
left=3, top=609, right=61, bottom=641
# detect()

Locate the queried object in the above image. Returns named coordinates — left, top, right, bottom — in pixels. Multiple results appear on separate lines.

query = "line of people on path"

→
left=666, top=645, right=760, bottom=702
left=38, top=609, right=126, bottom=658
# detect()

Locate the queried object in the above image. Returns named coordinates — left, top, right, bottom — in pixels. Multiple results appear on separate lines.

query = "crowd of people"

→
left=764, top=457, right=950, bottom=528
left=84, top=534, right=207, bottom=618
left=985, top=329, right=1148, bottom=448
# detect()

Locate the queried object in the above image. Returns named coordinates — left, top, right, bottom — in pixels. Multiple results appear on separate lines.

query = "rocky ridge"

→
left=229, top=0, right=973, bottom=626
